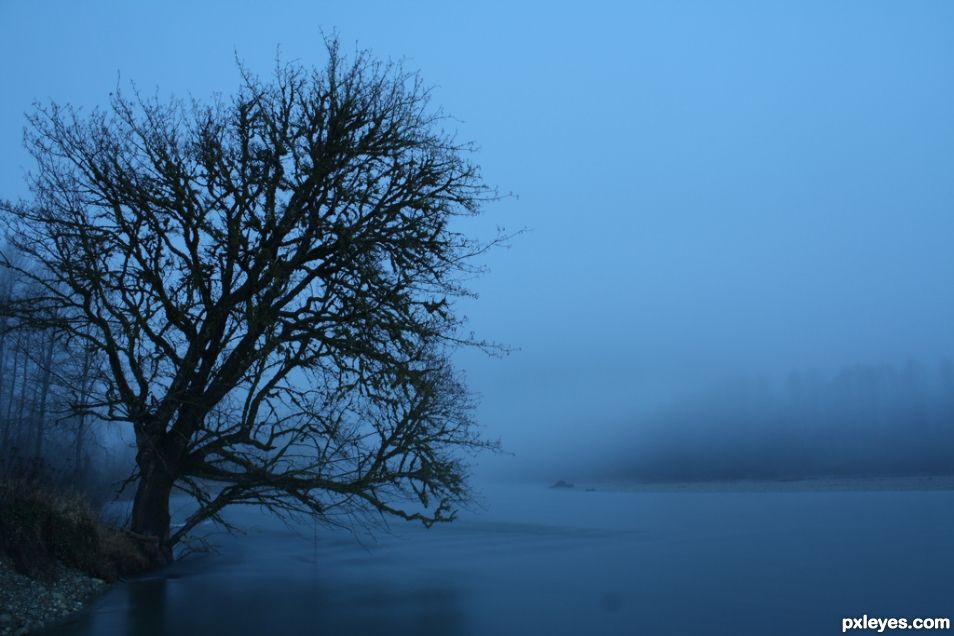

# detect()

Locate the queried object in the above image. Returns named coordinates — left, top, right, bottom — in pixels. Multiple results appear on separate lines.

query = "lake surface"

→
left=44, top=481, right=954, bottom=635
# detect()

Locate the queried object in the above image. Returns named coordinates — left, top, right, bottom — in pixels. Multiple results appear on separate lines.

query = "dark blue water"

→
left=44, top=482, right=954, bottom=635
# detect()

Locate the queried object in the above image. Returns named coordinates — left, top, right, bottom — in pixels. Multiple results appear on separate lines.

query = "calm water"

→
left=44, top=482, right=954, bottom=636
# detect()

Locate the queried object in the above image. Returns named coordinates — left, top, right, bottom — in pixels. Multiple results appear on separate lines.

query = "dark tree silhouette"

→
left=0, top=40, right=502, bottom=563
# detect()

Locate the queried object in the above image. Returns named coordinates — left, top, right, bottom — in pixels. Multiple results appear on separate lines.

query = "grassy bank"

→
left=0, top=479, right=147, bottom=582
left=0, top=479, right=149, bottom=634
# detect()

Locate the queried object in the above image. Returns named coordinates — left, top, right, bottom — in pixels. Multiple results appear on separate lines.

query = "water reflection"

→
left=125, top=578, right=167, bottom=636
left=47, top=569, right=466, bottom=636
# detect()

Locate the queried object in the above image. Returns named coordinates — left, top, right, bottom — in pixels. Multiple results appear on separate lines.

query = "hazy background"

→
left=3, top=1, right=954, bottom=482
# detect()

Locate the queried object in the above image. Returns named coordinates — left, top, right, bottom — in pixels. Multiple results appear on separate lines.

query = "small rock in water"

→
left=550, top=480, right=574, bottom=489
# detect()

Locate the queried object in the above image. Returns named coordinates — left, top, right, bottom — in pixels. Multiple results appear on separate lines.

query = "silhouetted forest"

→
left=608, top=361, right=954, bottom=482
left=0, top=261, right=131, bottom=498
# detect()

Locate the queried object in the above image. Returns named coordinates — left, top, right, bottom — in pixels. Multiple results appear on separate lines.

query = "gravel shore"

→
left=0, top=557, right=107, bottom=635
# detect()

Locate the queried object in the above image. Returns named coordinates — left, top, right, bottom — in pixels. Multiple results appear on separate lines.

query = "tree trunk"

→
left=4, top=338, right=21, bottom=431
left=73, top=345, right=93, bottom=469
left=0, top=325, right=8, bottom=421
left=0, top=333, right=11, bottom=450
left=73, top=412, right=87, bottom=470
left=32, top=331, right=56, bottom=459
left=131, top=461, right=175, bottom=565
left=14, top=337, right=32, bottom=449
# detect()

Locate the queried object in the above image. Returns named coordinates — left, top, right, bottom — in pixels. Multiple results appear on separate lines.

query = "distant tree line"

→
left=610, top=361, right=954, bottom=482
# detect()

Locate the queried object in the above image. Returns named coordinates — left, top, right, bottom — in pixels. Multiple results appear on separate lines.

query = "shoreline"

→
left=0, top=480, right=150, bottom=636
left=557, top=474, right=954, bottom=494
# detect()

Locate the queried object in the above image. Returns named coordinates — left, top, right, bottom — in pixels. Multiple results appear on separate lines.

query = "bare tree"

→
left=0, top=40, right=503, bottom=563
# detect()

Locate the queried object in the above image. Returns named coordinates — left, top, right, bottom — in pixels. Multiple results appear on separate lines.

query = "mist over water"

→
left=530, top=360, right=954, bottom=484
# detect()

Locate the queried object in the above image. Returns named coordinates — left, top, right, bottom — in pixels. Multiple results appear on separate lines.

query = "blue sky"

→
left=3, top=1, right=954, bottom=471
